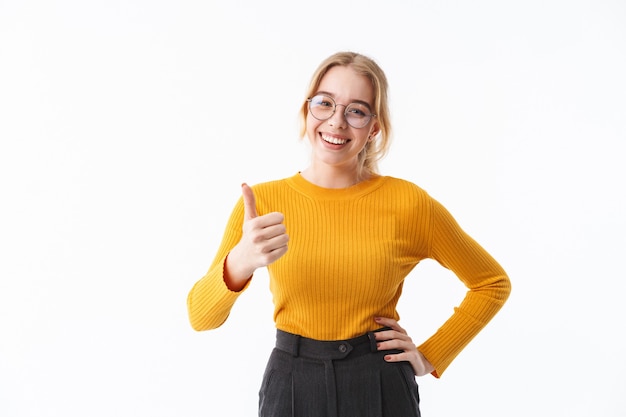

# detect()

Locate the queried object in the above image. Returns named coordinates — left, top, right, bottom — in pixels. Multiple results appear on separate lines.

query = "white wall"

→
left=1, top=1, right=624, bottom=415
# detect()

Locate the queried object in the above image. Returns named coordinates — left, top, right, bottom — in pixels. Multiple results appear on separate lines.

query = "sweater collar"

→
left=286, top=172, right=387, bottom=200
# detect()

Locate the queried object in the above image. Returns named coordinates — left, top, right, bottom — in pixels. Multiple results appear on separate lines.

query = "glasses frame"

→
left=306, top=95, right=377, bottom=129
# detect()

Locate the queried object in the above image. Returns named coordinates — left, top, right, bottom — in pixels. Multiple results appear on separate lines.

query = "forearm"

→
left=187, top=257, right=250, bottom=331
left=418, top=273, right=510, bottom=377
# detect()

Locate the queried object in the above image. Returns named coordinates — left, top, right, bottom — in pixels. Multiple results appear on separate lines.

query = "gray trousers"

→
left=258, top=329, right=421, bottom=417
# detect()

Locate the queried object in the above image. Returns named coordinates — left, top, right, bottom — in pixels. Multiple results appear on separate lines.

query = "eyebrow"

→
left=315, top=90, right=373, bottom=110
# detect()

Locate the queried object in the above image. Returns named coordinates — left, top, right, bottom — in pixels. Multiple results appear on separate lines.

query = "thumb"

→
left=241, top=183, right=258, bottom=220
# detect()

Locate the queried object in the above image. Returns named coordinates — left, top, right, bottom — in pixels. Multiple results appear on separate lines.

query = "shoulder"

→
left=379, top=176, right=432, bottom=199
left=246, top=176, right=298, bottom=211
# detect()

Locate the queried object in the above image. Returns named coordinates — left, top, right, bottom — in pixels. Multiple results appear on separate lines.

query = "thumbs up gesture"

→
left=223, top=183, right=289, bottom=290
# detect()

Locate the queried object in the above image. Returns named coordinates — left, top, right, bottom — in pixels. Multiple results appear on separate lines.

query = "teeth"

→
left=321, top=134, right=348, bottom=145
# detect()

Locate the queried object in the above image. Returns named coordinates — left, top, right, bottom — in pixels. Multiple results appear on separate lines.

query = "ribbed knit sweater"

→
left=187, top=173, right=511, bottom=377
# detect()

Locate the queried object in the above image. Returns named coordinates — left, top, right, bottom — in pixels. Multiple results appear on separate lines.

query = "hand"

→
left=224, top=183, right=289, bottom=289
left=373, top=317, right=435, bottom=377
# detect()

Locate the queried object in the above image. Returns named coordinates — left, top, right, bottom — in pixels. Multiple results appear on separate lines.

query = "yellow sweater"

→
left=187, top=173, right=511, bottom=377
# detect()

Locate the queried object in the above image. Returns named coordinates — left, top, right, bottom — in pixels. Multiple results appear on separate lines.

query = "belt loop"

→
left=367, top=331, right=378, bottom=352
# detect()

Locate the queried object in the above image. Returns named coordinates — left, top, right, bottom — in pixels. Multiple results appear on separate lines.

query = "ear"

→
left=369, top=121, right=381, bottom=140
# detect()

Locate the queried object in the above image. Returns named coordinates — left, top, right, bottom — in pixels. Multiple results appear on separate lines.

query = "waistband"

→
left=275, top=328, right=390, bottom=361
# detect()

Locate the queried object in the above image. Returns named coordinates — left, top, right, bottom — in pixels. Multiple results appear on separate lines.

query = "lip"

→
left=320, top=132, right=351, bottom=146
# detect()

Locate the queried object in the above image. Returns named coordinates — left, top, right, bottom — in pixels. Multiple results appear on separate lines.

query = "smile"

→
left=321, top=133, right=350, bottom=145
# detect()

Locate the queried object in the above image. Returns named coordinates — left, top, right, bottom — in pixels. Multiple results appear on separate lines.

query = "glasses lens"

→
left=345, top=103, right=372, bottom=128
left=309, top=95, right=335, bottom=121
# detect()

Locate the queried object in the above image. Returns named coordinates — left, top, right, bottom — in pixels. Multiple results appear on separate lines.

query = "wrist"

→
left=223, top=252, right=254, bottom=291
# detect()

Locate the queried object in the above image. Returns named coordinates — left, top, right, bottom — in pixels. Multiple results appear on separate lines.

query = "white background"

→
left=1, top=1, right=625, bottom=416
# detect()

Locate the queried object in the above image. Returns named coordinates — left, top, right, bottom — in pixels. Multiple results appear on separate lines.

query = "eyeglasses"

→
left=307, top=94, right=376, bottom=129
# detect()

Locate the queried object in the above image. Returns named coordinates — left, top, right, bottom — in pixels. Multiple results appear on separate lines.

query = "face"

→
left=305, top=65, right=380, bottom=172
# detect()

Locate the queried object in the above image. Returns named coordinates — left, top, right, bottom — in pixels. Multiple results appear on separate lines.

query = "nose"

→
left=328, top=104, right=348, bottom=128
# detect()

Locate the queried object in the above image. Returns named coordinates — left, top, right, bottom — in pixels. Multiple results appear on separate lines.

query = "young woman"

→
left=187, top=51, right=511, bottom=417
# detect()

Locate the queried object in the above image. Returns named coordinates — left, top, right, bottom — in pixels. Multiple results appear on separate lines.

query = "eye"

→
left=347, top=108, right=365, bottom=116
left=346, top=104, right=369, bottom=118
left=311, top=95, right=334, bottom=108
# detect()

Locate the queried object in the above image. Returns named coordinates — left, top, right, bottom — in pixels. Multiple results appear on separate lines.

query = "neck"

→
left=300, top=164, right=369, bottom=189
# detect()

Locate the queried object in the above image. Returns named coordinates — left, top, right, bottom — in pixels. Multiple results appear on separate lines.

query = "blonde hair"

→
left=299, top=51, right=392, bottom=179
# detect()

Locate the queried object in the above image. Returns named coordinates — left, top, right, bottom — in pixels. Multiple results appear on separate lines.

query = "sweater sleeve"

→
left=186, top=197, right=251, bottom=331
left=417, top=198, right=511, bottom=377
